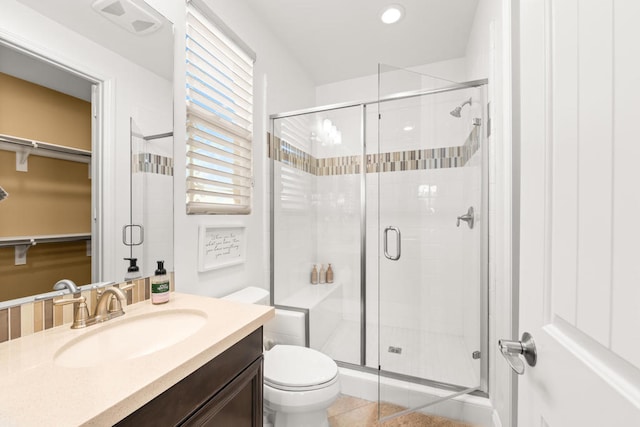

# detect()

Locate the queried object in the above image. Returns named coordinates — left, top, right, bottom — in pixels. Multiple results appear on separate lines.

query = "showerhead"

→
left=450, top=97, right=472, bottom=118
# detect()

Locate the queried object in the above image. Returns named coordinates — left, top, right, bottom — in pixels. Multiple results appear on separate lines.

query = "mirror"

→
left=0, top=0, right=174, bottom=304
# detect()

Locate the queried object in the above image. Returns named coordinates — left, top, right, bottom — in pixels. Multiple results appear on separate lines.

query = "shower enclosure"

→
left=270, top=66, right=488, bottom=421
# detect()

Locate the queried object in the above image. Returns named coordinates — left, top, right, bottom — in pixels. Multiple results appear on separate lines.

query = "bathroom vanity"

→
left=116, top=328, right=263, bottom=426
left=0, top=293, right=273, bottom=426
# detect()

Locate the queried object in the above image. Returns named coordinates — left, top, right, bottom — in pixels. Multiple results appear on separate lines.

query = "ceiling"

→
left=0, top=45, right=93, bottom=101
left=243, top=0, right=480, bottom=85
left=17, top=0, right=173, bottom=81
left=12, top=0, right=479, bottom=89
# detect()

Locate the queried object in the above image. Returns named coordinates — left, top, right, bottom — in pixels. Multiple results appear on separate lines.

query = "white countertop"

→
left=0, top=292, right=274, bottom=426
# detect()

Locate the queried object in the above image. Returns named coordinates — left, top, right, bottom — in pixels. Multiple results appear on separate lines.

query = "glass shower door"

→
left=375, top=65, right=486, bottom=421
left=271, top=105, right=364, bottom=365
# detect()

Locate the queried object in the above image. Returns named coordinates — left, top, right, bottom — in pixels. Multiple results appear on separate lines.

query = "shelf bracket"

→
left=16, top=144, right=35, bottom=172
left=15, top=239, right=36, bottom=265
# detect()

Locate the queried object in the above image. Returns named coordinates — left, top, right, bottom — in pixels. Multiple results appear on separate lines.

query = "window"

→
left=185, top=4, right=254, bottom=214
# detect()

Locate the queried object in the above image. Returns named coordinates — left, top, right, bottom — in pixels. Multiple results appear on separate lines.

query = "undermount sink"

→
left=54, top=309, right=208, bottom=368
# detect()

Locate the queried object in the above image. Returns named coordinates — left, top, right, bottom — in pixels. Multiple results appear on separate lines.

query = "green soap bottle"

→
left=151, top=260, right=170, bottom=304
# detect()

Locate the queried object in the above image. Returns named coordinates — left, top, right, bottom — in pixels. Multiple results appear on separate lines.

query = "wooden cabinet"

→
left=116, top=328, right=263, bottom=427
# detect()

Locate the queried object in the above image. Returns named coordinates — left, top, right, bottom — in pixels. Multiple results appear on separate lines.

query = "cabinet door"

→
left=182, top=357, right=263, bottom=427
left=116, top=328, right=263, bottom=427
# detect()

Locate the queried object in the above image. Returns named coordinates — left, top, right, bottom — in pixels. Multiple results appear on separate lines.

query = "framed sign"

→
left=198, top=226, right=246, bottom=272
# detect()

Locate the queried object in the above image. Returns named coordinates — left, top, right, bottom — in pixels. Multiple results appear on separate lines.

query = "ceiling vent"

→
left=92, top=0, right=162, bottom=35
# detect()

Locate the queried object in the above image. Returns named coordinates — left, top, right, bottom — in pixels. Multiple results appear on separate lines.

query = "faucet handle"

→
left=53, top=296, right=90, bottom=329
left=53, top=295, right=85, bottom=306
left=119, top=282, right=135, bottom=292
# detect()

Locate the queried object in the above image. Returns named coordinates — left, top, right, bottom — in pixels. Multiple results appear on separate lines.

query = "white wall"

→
left=0, top=0, right=173, bottom=284
left=171, top=0, right=316, bottom=299
left=315, top=57, right=468, bottom=106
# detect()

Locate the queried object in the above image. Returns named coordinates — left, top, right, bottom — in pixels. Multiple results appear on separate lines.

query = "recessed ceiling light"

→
left=380, top=4, right=405, bottom=24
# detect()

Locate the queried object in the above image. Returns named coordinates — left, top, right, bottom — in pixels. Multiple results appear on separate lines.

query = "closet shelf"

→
left=0, top=133, right=91, bottom=167
left=0, top=233, right=91, bottom=248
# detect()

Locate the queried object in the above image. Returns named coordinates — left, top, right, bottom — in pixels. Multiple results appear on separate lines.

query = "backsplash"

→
left=0, top=272, right=175, bottom=343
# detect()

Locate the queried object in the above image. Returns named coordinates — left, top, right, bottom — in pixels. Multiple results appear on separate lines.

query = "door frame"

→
left=0, top=30, right=115, bottom=283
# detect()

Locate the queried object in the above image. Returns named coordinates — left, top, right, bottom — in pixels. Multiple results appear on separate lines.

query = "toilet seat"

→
left=264, top=345, right=338, bottom=391
left=265, top=373, right=339, bottom=392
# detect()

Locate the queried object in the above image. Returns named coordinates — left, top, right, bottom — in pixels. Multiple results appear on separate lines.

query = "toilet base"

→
left=264, top=379, right=339, bottom=427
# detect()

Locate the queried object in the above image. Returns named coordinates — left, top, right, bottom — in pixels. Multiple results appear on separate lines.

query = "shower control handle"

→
left=456, top=206, right=475, bottom=229
left=498, top=332, right=537, bottom=375
left=383, top=226, right=401, bottom=261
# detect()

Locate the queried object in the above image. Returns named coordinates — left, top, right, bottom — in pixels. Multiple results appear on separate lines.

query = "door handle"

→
left=498, top=332, right=537, bottom=375
left=383, top=226, right=401, bottom=261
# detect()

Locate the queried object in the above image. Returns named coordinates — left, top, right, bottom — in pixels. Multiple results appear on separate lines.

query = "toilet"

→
left=223, top=287, right=340, bottom=427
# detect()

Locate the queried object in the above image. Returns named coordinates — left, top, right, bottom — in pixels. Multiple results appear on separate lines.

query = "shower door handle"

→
left=123, top=224, right=144, bottom=246
left=383, top=226, right=401, bottom=261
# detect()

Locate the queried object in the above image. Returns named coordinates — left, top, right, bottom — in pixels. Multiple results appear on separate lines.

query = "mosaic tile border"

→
left=269, top=126, right=480, bottom=177
left=133, top=153, right=174, bottom=176
left=269, top=138, right=317, bottom=174
left=0, top=272, right=175, bottom=343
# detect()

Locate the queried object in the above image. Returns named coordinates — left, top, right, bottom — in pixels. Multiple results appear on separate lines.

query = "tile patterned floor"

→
left=328, top=395, right=475, bottom=427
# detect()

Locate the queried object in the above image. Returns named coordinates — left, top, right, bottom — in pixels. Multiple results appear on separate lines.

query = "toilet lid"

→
left=264, top=345, right=338, bottom=389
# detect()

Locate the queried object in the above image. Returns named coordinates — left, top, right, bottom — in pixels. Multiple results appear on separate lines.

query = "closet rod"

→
left=0, top=133, right=91, bottom=162
left=0, top=233, right=91, bottom=248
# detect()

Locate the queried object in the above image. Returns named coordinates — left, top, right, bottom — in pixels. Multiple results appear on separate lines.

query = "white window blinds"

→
left=186, top=5, right=253, bottom=214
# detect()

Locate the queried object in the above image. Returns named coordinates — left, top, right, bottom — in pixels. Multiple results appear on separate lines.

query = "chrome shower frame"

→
left=269, top=78, right=490, bottom=398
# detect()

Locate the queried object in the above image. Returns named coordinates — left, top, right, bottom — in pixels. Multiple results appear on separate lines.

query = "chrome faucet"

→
left=53, top=279, right=79, bottom=294
left=53, top=285, right=131, bottom=329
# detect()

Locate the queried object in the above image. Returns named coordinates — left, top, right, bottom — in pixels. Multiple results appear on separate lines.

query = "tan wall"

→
left=0, top=152, right=91, bottom=236
left=0, top=242, right=91, bottom=301
left=0, top=72, right=91, bottom=300
left=0, top=73, right=91, bottom=149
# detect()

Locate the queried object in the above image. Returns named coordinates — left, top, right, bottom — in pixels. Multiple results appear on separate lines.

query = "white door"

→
left=516, top=0, right=640, bottom=425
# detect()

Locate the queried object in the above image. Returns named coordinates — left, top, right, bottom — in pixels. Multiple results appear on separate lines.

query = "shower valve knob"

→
left=456, top=207, right=475, bottom=229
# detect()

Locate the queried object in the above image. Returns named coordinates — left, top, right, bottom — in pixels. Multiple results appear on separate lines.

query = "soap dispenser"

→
left=151, top=260, right=170, bottom=304
left=319, top=264, right=326, bottom=284
left=311, top=265, right=318, bottom=284
left=124, top=258, right=141, bottom=281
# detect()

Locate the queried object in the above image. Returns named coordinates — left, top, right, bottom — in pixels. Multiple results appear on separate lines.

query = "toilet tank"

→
left=222, top=287, right=306, bottom=347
